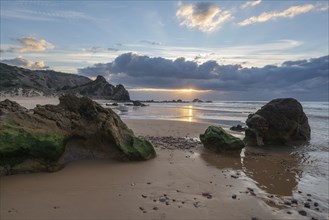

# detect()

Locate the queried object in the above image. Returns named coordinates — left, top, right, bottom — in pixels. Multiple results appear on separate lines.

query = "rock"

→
left=0, top=95, right=155, bottom=175
left=132, top=101, right=147, bottom=107
left=0, top=63, right=130, bottom=100
left=298, top=210, right=307, bottom=216
left=245, top=98, right=310, bottom=146
left=232, top=194, right=237, bottom=199
left=304, top=202, right=311, bottom=208
left=200, top=126, right=245, bottom=152
left=229, top=124, right=246, bottom=132
left=192, top=98, right=203, bottom=102
left=202, top=192, right=212, bottom=199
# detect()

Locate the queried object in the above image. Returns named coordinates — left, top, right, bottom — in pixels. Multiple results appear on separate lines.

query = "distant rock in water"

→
left=192, top=98, right=203, bottom=103
left=200, top=126, right=245, bottom=152
left=230, top=124, right=246, bottom=132
left=132, top=100, right=147, bottom=107
left=245, top=98, right=310, bottom=146
left=0, top=94, right=155, bottom=175
left=0, top=63, right=130, bottom=100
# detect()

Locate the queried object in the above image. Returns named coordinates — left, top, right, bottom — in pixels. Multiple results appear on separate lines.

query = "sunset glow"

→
left=129, top=88, right=211, bottom=93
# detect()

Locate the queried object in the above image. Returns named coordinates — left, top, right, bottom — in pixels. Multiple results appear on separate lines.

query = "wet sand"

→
left=1, top=119, right=327, bottom=220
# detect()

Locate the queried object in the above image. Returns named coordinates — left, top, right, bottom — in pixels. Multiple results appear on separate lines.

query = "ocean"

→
left=103, top=100, right=329, bottom=215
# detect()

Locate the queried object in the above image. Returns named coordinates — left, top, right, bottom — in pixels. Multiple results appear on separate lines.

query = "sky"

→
left=0, top=0, right=328, bottom=101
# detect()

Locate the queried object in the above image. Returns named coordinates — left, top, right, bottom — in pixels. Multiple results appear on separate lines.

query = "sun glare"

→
left=129, top=88, right=210, bottom=93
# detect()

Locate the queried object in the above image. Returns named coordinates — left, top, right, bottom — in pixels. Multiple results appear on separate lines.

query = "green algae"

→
left=200, top=126, right=245, bottom=152
left=119, top=135, right=156, bottom=160
left=0, top=124, right=67, bottom=166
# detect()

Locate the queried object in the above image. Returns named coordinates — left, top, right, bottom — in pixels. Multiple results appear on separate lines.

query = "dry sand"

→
left=0, top=119, right=306, bottom=220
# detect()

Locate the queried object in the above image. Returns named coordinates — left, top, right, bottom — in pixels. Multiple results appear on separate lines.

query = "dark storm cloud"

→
left=78, top=53, right=328, bottom=99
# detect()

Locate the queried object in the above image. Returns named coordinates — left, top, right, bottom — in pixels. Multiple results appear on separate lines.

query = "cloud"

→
left=78, top=53, right=328, bottom=100
left=83, top=47, right=105, bottom=53
left=17, top=37, right=54, bottom=52
left=108, top=48, right=119, bottom=52
left=140, top=40, right=162, bottom=46
left=239, top=4, right=315, bottom=26
left=1, top=57, right=49, bottom=69
left=241, top=0, right=262, bottom=9
left=1, top=8, right=91, bottom=21
left=176, top=2, right=232, bottom=32
left=2, top=37, right=55, bottom=53
left=317, top=4, right=329, bottom=12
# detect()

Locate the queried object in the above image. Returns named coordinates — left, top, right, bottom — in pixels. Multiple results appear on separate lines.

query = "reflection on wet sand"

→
left=200, top=146, right=301, bottom=197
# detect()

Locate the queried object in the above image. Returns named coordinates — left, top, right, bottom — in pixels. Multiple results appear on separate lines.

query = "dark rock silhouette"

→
left=0, top=63, right=130, bottom=100
left=245, top=98, right=310, bottom=146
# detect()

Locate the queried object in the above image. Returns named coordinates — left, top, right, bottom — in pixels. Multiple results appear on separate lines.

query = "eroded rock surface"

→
left=245, top=98, right=310, bottom=146
left=0, top=94, right=155, bottom=175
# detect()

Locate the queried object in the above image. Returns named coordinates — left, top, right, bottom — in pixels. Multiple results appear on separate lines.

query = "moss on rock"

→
left=119, top=135, right=156, bottom=160
left=200, top=126, right=245, bottom=152
left=0, top=124, right=66, bottom=167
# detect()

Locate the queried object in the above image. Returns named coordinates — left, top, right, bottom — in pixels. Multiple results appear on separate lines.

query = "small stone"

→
left=153, top=207, right=158, bottom=210
left=153, top=199, right=157, bottom=202
left=142, top=194, right=147, bottom=198
left=251, top=217, right=258, bottom=220
left=304, top=202, right=311, bottom=208
left=307, top=198, right=312, bottom=202
left=172, top=199, right=176, bottom=202
left=307, top=193, right=312, bottom=197
left=298, top=210, right=307, bottom=216
left=139, top=207, right=144, bottom=211
left=311, top=217, right=318, bottom=220
left=286, top=211, right=292, bottom=214
left=143, top=211, right=147, bottom=213
left=231, top=175, right=238, bottom=179
left=159, top=197, right=166, bottom=202
left=202, top=192, right=212, bottom=199
left=314, top=202, right=319, bottom=207
left=232, top=194, right=237, bottom=199
left=298, top=190, right=302, bottom=194
left=284, top=201, right=291, bottom=206
left=247, top=187, right=254, bottom=192
left=147, top=182, right=151, bottom=185
left=176, top=190, right=181, bottom=192
left=291, top=199, right=298, bottom=204
left=165, top=202, right=169, bottom=205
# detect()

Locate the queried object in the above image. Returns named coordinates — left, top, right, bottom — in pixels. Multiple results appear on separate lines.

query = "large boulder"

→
left=245, top=98, right=310, bottom=146
left=200, top=126, right=245, bottom=152
left=0, top=94, right=155, bottom=175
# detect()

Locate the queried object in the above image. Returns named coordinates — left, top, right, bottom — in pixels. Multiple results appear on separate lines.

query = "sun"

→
left=179, top=88, right=194, bottom=93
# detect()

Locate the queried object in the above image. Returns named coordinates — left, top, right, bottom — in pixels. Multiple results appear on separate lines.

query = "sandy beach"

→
left=1, top=118, right=322, bottom=220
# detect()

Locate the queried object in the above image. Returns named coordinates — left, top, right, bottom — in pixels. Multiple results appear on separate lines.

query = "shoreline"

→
left=1, top=119, right=321, bottom=220
left=0, top=99, right=327, bottom=219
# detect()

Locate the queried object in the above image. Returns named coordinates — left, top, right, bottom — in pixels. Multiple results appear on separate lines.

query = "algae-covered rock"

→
left=200, top=126, right=245, bottom=152
left=245, top=98, right=310, bottom=146
left=0, top=94, right=155, bottom=175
